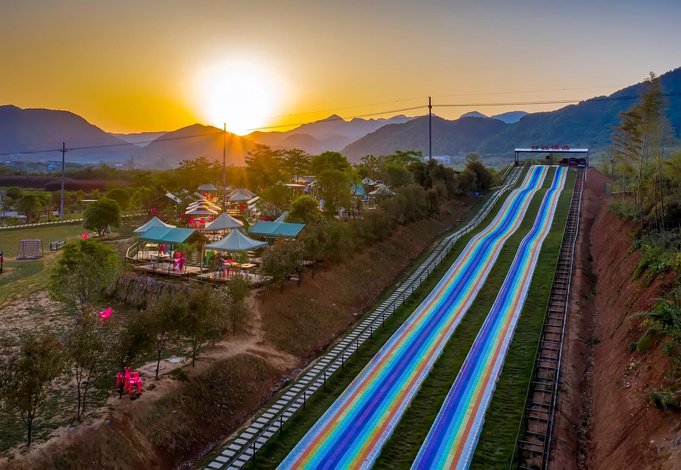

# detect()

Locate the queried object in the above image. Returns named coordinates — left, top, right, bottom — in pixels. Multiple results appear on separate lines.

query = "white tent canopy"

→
left=205, top=230, right=267, bottom=252
left=133, top=216, right=175, bottom=235
left=205, top=213, right=244, bottom=231
left=185, top=206, right=219, bottom=216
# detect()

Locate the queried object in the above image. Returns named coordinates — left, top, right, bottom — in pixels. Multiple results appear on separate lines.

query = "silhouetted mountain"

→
left=0, top=105, right=137, bottom=163
left=491, top=111, right=528, bottom=124
left=248, top=114, right=413, bottom=154
left=342, top=115, right=507, bottom=161
left=461, top=111, right=488, bottom=119
left=478, top=68, right=681, bottom=155
left=135, top=124, right=255, bottom=168
left=112, top=131, right=168, bottom=147
left=344, top=67, right=681, bottom=161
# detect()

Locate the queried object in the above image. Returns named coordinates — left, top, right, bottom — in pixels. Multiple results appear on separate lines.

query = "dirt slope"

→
left=552, top=170, right=680, bottom=469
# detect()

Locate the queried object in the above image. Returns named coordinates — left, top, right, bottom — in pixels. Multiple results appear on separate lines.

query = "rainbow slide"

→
left=412, top=166, right=567, bottom=470
left=279, top=166, right=548, bottom=470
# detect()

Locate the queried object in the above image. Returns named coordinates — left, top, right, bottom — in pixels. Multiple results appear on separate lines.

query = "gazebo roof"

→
left=133, top=216, right=175, bottom=235
left=139, top=227, right=207, bottom=244
left=249, top=220, right=305, bottom=238
left=205, top=213, right=244, bottom=231
left=369, top=183, right=396, bottom=197
left=185, top=205, right=219, bottom=216
left=205, top=230, right=267, bottom=252
left=197, top=183, right=218, bottom=191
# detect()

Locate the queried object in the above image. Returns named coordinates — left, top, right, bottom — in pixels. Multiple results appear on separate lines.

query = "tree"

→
left=282, top=148, right=312, bottom=181
left=65, top=308, right=114, bottom=421
left=261, top=182, right=293, bottom=212
left=261, top=240, right=302, bottom=291
left=317, top=169, right=351, bottom=216
left=148, top=294, right=186, bottom=378
left=312, top=151, right=351, bottom=175
left=49, top=238, right=120, bottom=313
left=180, top=286, right=224, bottom=365
left=16, top=193, right=44, bottom=223
left=245, top=145, right=284, bottom=192
left=381, top=163, right=413, bottom=188
left=226, top=274, right=250, bottom=334
left=1, top=330, right=66, bottom=448
left=288, top=195, right=323, bottom=224
left=84, top=198, right=121, bottom=237
left=105, top=187, right=131, bottom=211
left=464, top=156, right=494, bottom=192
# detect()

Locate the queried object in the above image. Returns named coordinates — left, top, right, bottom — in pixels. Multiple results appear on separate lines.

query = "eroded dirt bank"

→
left=552, top=171, right=680, bottom=469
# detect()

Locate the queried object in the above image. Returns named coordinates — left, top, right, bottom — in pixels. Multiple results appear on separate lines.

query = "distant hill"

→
left=134, top=124, right=255, bottom=168
left=248, top=114, right=413, bottom=154
left=343, top=67, right=681, bottom=161
left=112, top=131, right=168, bottom=147
left=342, top=115, right=507, bottom=161
left=461, top=111, right=488, bottom=119
left=0, top=105, right=137, bottom=163
left=478, top=67, right=681, bottom=156
left=491, top=111, right=528, bottom=124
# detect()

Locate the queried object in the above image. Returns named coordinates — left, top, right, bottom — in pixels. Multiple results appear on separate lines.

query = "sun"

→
left=195, top=60, right=279, bottom=135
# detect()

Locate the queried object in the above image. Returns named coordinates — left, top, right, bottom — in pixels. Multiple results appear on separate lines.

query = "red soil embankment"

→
left=552, top=170, right=679, bottom=469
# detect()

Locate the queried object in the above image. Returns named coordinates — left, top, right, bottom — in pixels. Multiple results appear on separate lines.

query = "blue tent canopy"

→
left=139, top=227, right=206, bottom=244
left=249, top=220, right=305, bottom=239
left=205, top=230, right=267, bottom=252
left=133, top=217, right=175, bottom=235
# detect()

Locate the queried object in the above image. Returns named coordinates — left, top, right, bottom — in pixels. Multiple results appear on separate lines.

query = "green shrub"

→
left=609, top=199, right=637, bottom=220
left=636, top=327, right=658, bottom=352
left=648, top=389, right=679, bottom=410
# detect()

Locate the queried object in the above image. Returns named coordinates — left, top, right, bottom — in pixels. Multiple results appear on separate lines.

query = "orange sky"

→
left=2, top=1, right=680, bottom=134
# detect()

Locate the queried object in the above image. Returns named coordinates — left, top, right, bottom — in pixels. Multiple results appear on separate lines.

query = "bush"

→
left=609, top=199, right=637, bottom=220
left=649, top=389, right=679, bottom=410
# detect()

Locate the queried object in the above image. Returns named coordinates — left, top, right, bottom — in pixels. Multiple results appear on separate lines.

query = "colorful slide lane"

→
left=279, top=165, right=549, bottom=470
left=412, top=166, right=567, bottom=470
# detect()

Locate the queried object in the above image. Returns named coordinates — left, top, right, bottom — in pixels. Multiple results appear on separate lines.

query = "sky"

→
left=1, top=0, right=680, bottom=134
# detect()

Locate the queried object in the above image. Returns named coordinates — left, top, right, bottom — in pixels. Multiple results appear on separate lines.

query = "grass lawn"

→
left=373, top=167, right=559, bottom=468
left=228, top=166, right=531, bottom=468
left=0, top=221, right=137, bottom=306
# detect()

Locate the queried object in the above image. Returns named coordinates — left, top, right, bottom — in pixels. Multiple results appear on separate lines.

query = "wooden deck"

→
left=133, top=263, right=203, bottom=277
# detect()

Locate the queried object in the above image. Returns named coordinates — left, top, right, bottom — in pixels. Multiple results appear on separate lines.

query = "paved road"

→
left=279, top=166, right=548, bottom=470
left=412, top=166, right=567, bottom=469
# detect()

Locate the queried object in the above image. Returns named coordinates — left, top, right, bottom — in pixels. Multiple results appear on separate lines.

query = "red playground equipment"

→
left=115, top=367, right=143, bottom=396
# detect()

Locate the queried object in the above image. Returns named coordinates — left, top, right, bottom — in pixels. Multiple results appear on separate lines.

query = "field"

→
left=0, top=221, right=137, bottom=306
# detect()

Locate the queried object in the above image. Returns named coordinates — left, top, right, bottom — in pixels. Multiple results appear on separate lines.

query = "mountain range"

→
left=2, top=66, right=680, bottom=167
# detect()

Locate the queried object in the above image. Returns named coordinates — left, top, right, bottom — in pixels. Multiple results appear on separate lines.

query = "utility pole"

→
left=428, top=96, right=432, bottom=161
left=59, top=142, right=67, bottom=221
left=222, top=123, right=227, bottom=210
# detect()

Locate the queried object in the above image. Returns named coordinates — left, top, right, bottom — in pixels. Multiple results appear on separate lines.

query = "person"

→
left=216, top=255, right=224, bottom=277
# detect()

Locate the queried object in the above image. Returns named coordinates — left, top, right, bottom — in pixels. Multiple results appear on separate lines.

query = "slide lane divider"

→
left=279, top=166, right=547, bottom=470
left=413, top=166, right=567, bottom=470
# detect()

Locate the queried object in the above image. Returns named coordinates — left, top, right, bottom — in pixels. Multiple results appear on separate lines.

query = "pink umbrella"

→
left=99, top=307, right=113, bottom=320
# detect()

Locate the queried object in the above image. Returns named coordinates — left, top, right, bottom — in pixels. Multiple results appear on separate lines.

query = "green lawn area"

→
left=222, top=166, right=531, bottom=468
left=0, top=220, right=137, bottom=306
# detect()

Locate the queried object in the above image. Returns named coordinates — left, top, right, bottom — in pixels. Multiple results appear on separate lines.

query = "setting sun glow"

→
left=195, top=60, right=280, bottom=135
